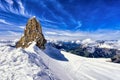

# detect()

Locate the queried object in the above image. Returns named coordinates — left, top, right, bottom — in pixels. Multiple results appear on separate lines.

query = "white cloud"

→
left=39, top=16, right=57, bottom=24
left=18, top=25, right=25, bottom=29
left=0, top=0, right=30, bottom=17
left=17, top=0, right=25, bottom=15
left=0, top=31, right=22, bottom=40
left=1, top=28, right=120, bottom=41
left=45, top=31, right=58, bottom=35
left=0, top=19, right=11, bottom=25
left=43, top=28, right=120, bottom=41
left=5, top=0, right=13, bottom=5
left=75, top=21, right=82, bottom=29
left=7, top=31, right=20, bottom=36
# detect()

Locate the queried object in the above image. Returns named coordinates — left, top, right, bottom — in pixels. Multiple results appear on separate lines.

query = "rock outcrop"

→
left=111, top=54, right=120, bottom=63
left=16, top=17, right=46, bottom=49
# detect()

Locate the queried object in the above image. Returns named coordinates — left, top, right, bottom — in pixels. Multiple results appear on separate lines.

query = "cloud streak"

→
left=0, top=0, right=30, bottom=17
left=0, top=19, right=11, bottom=25
left=1, top=27, right=120, bottom=41
left=44, top=28, right=120, bottom=40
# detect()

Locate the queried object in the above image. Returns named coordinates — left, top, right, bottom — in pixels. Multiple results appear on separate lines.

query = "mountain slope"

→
left=0, top=41, right=120, bottom=80
left=60, top=51, right=120, bottom=80
left=0, top=42, right=71, bottom=80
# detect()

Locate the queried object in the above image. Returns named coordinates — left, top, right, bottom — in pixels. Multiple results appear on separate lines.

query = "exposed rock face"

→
left=16, top=17, right=46, bottom=49
left=111, top=54, right=120, bottom=63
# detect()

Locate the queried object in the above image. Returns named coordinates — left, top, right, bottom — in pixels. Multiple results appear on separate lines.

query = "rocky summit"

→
left=16, top=17, right=46, bottom=49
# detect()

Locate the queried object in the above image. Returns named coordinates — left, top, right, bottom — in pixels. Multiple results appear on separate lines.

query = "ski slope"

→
left=0, top=41, right=120, bottom=80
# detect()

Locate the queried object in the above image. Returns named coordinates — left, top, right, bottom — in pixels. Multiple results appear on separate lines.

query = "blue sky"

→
left=0, top=0, right=120, bottom=40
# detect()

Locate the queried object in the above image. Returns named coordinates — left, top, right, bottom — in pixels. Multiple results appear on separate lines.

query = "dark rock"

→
left=111, top=54, right=120, bottom=63
left=16, top=17, right=46, bottom=49
left=89, top=48, right=116, bottom=58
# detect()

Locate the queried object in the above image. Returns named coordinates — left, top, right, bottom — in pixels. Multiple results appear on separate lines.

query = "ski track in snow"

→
left=0, top=41, right=120, bottom=80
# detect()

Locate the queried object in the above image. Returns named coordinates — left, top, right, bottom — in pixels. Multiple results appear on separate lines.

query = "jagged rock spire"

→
left=16, top=17, right=46, bottom=49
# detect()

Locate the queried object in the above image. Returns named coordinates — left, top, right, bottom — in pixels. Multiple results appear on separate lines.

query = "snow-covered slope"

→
left=0, top=41, right=120, bottom=80
left=60, top=51, right=120, bottom=80
left=0, top=42, right=70, bottom=80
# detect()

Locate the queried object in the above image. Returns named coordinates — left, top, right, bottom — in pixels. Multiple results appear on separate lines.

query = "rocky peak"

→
left=16, top=17, right=46, bottom=49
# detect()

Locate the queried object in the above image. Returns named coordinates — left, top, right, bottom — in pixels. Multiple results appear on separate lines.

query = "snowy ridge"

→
left=0, top=41, right=71, bottom=80
left=0, top=43, right=59, bottom=80
left=0, top=46, right=40, bottom=80
left=0, top=41, right=120, bottom=80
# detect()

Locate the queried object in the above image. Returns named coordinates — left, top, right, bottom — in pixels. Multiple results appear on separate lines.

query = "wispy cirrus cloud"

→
left=0, top=0, right=120, bottom=41
left=0, top=0, right=30, bottom=17
left=0, top=0, right=82, bottom=31
left=0, top=19, right=11, bottom=25
left=17, top=0, right=25, bottom=15
left=5, top=0, right=13, bottom=5
left=75, top=21, right=82, bottom=30
left=48, top=0, right=76, bottom=23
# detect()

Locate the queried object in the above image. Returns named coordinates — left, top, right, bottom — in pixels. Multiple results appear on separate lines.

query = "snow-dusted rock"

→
left=16, top=17, right=46, bottom=49
left=111, top=54, right=120, bottom=63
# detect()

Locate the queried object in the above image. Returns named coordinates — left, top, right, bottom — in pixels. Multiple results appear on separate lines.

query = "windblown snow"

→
left=0, top=40, right=120, bottom=80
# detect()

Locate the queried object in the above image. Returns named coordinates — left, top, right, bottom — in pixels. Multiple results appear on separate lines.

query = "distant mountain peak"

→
left=16, top=17, right=46, bottom=49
